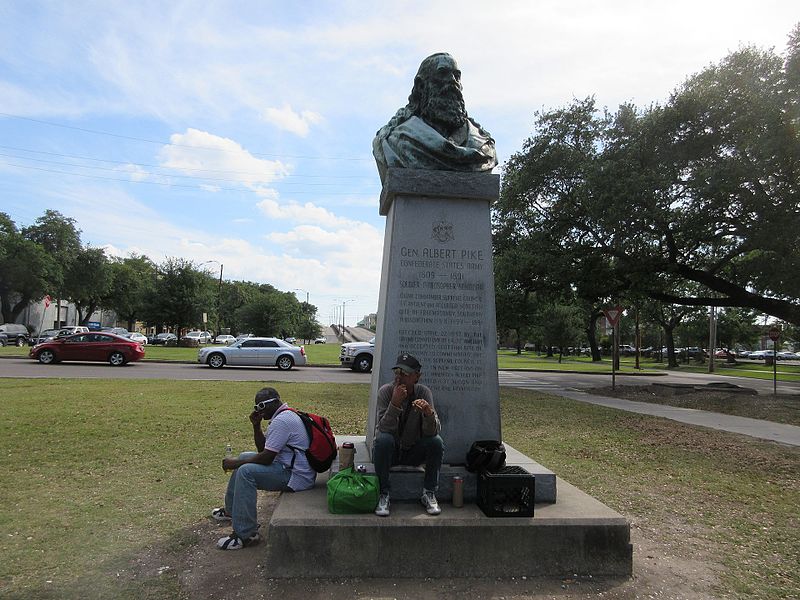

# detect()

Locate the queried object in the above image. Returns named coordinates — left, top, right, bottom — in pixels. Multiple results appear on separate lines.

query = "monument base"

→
left=263, top=440, right=632, bottom=578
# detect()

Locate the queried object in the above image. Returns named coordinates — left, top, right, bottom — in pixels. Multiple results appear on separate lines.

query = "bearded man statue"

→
left=372, top=53, right=497, bottom=183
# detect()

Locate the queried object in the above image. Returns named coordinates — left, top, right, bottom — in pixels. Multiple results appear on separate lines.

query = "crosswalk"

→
left=497, top=371, right=566, bottom=391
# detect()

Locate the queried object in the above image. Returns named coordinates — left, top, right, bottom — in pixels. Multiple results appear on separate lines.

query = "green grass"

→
left=1, top=379, right=797, bottom=599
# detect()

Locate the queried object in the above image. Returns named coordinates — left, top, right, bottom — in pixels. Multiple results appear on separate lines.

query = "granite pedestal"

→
left=262, top=441, right=631, bottom=578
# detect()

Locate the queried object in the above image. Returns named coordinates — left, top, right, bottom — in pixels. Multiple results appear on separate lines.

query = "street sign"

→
left=768, top=327, right=781, bottom=341
left=604, top=305, right=622, bottom=327
left=44, top=295, right=51, bottom=309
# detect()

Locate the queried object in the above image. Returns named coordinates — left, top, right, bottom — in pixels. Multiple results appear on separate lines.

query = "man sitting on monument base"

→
left=373, top=353, right=444, bottom=517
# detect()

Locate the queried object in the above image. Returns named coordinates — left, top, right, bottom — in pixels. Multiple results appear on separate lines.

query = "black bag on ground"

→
left=466, top=440, right=507, bottom=473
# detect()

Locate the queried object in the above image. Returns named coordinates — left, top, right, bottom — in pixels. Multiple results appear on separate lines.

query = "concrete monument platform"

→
left=263, top=440, right=631, bottom=578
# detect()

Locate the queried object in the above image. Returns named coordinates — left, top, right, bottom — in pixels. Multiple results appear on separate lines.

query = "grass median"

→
left=1, top=379, right=798, bottom=599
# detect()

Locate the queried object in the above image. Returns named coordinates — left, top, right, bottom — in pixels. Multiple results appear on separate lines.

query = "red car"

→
left=29, top=332, right=145, bottom=366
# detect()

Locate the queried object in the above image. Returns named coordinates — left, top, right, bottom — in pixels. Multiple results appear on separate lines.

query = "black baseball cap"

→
left=254, top=387, right=281, bottom=412
left=393, top=353, right=421, bottom=374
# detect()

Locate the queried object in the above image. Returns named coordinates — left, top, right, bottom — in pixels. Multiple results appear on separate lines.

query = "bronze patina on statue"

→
left=372, top=53, right=497, bottom=182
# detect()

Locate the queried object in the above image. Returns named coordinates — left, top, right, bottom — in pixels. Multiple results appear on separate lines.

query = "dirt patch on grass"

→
left=587, top=384, right=800, bottom=426
left=127, top=493, right=720, bottom=600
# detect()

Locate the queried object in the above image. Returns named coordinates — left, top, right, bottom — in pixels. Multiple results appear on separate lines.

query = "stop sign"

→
left=768, top=328, right=781, bottom=341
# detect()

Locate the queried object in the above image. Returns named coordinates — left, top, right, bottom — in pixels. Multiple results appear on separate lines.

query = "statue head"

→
left=407, top=53, right=468, bottom=135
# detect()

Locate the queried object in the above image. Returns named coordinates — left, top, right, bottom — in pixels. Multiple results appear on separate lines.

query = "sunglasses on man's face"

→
left=392, top=368, right=414, bottom=376
left=254, top=398, right=279, bottom=412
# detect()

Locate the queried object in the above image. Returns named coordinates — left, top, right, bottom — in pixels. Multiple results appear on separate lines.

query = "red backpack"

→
left=287, top=409, right=338, bottom=472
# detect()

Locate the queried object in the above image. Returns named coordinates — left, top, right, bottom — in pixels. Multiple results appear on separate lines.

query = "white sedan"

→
left=197, top=337, right=307, bottom=370
left=214, top=334, right=236, bottom=345
left=127, top=332, right=148, bottom=345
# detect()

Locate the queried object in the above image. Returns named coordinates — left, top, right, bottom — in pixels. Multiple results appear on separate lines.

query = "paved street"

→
left=0, top=358, right=370, bottom=383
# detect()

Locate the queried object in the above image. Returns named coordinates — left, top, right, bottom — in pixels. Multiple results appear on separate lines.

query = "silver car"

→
left=197, top=337, right=306, bottom=370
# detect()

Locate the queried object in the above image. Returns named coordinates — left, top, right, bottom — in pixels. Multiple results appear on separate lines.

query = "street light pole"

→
left=200, top=260, right=224, bottom=336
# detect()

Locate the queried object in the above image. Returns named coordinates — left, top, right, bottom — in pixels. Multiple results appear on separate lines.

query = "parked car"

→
left=183, top=330, right=213, bottom=344
left=149, top=333, right=178, bottom=345
left=31, top=326, right=89, bottom=345
left=0, top=332, right=7, bottom=346
left=340, top=337, right=375, bottom=372
left=0, top=323, right=30, bottom=347
left=29, top=332, right=145, bottom=366
left=747, top=350, right=770, bottom=359
left=101, top=327, right=130, bottom=336
left=197, top=337, right=306, bottom=370
left=214, top=334, right=236, bottom=345
left=777, top=351, right=800, bottom=360
left=617, top=344, right=635, bottom=356
left=126, top=332, right=148, bottom=345
left=314, top=337, right=327, bottom=344
left=284, top=336, right=297, bottom=344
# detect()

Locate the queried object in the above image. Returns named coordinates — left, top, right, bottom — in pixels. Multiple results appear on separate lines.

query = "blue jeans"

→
left=373, top=432, right=444, bottom=495
left=224, top=452, right=291, bottom=539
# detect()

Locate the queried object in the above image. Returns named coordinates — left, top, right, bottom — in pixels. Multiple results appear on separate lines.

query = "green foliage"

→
left=142, top=258, right=214, bottom=332
left=105, top=255, right=157, bottom=330
left=234, top=286, right=299, bottom=337
left=495, top=28, right=800, bottom=325
left=0, top=214, right=59, bottom=323
left=63, top=246, right=113, bottom=325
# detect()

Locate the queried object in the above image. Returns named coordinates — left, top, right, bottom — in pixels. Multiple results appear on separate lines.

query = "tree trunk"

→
left=587, top=313, right=602, bottom=362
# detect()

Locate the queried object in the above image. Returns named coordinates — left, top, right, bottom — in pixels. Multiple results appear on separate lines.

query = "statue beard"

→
left=418, top=82, right=467, bottom=135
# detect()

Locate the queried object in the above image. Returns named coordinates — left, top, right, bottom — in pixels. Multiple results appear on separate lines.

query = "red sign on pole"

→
left=768, top=327, right=781, bottom=341
left=604, top=305, right=622, bottom=327
left=44, top=295, right=51, bottom=309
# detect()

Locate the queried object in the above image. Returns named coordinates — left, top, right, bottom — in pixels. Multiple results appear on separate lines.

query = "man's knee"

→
left=426, top=434, right=444, bottom=456
left=373, top=432, right=396, bottom=455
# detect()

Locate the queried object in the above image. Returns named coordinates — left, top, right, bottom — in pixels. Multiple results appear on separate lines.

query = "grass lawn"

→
left=1, top=379, right=798, bottom=599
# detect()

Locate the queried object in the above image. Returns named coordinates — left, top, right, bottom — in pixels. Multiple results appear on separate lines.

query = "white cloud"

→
left=256, top=198, right=355, bottom=228
left=159, top=128, right=290, bottom=190
left=261, top=104, right=323, bottom=137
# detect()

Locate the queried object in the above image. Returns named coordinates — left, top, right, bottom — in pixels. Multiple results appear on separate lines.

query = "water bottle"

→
left=224, top=444, right=233, bottom=473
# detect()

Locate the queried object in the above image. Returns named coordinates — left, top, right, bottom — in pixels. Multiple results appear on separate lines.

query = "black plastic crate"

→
left=477, top=466, right=535, bottom=517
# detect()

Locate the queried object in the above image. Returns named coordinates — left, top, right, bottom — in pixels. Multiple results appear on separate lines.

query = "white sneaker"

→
left=375, top=494, right=390, bottom=517
left=421, top=490, right=441, bottom=515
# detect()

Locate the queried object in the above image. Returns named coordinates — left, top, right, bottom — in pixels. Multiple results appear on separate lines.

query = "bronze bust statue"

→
left=373, top=53, right=497, bottom=183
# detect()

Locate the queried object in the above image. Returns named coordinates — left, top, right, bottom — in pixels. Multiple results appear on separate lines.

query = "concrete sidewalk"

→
left=504, top=382, right=800, bottom=447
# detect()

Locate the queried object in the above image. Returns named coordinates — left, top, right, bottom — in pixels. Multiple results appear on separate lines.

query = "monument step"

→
left=264, top=442, right=631, bottom=578
left=332, top=435, right=556, bottom=503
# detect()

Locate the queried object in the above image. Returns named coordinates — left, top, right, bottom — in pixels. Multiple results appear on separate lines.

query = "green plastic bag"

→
left=326, top=467, right=380, bottom=514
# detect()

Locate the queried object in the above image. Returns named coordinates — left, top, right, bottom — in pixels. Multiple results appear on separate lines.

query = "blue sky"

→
left=1, top=1, right=798, bottom=325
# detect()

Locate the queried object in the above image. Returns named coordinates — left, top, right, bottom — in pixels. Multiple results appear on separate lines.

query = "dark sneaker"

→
left=421, top=490, right=441, bottom=515
left=211, top=507, right=231, bottom=522
left=375, top=494, right=390, bottom=517
left=216, top=531, right=263, bottom=550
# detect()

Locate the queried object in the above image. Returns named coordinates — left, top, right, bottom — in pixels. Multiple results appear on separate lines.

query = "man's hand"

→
left=412, top=398, right=434, bottom=417
left=249, top=410, right=263, bottom=426
left=391, top=384, right=408, bottom=408
left=222, top=457, right=239, bottom=471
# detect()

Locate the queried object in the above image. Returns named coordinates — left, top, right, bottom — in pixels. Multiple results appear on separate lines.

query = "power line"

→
left=0, top=151, right=375, bottom=187
left=0, top=111, right=372, bottom=161
left=0, top=160, right=378, bottom=195
left=0, top=144, right=375, bottom=180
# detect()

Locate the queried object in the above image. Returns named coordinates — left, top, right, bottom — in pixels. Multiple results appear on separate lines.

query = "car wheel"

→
left=276, top=355, right=294, bottom=371
left=16, top=337, right=26, bottom=347
left=353, top=354, right=373, bottom=373
left=38, top=349, right=56, bottom=364
left=109, top=351, right=126, bottom=366
left=208, top=353, right=226, bottom=368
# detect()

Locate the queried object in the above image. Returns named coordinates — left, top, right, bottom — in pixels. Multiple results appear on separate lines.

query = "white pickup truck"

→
left=339, top=336, right=375, bottom=372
